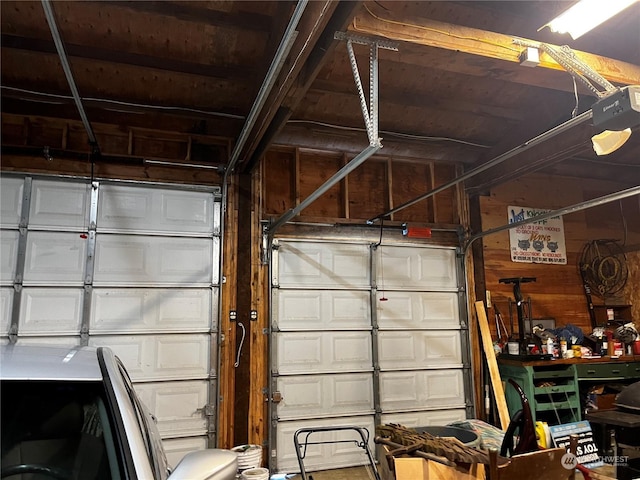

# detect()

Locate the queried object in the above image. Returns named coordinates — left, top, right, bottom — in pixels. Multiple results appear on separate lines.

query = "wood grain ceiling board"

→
left=1, top=0, right=638, bottom=187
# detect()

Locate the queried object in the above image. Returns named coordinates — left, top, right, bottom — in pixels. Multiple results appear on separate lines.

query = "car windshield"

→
left=1, top=380, right=123, bottom=480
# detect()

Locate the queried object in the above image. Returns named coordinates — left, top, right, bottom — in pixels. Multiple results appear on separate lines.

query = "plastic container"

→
left=241, top=467, right=269, bottom=480
left=413, top=426, right=480, bottom=448
left=232, top=444, right=263, bottom=471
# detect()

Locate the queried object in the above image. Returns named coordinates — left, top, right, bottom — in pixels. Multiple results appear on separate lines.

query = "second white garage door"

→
left=270, top=239, right=472, bottom=473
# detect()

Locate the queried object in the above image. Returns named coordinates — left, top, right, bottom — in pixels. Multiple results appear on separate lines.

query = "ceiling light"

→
left=540, top=0, right=638, bottom=40
left=592, top=128, right=632, bottom=155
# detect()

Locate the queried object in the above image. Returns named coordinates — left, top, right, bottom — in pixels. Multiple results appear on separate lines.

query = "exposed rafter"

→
left=350, top=7, right=640, bottom=88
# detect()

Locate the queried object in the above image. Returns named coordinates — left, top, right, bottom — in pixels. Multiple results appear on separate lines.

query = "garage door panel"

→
left=277, top=373, right=374, bottom=420
left=378, top=331, right=462, bottom=370
left=98, top=185, right=215, bottom=234
left=1, top=178, right=220, bottom=454
left=17, top=336, right=80, bottom=346
left=1, top=231, right=19, bottom=284
left=276, top=332, right=372, bottom=374
left=274, top=290, right=370, bottom=331
left=89, top=334, right=210, bottom=381
left=380, top=370, right=465, bottom=411
left=93, top=235, right=213, bottom=285
left=380, top=409, right=466, bottom=428
left=277, top=242, right=369, bottom=288
left=276, top=416, right=376, bottom=472
left=29, top=180, right=89, bottom=230
left=19, top=288, right=83, bottom=335
left=134, top=380, right=208, bottom=438
left=24, top=232, right=86, bottom=285
left=1, top=288, right=13, bottom=335
left=163, top=437, right=208, bottom=469
left=1, top=177, right=23, bottom=228
left=376, top=292, right=459, bottom=330
left=91, top=288, right=214, bottom=333
left=379, top=247, right=457, bottom=290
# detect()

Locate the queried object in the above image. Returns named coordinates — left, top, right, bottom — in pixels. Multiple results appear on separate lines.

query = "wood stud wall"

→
left=1, top=113, right=229, bottom=183
left=262, top=145, right=462, bottom=226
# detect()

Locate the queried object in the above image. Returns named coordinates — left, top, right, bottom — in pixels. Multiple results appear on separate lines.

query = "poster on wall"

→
left=508, top=206, right=567, bottom=264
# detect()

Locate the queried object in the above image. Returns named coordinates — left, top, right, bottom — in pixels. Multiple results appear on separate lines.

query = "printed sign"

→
left=508, top=205, right=567, bottom=264
left=549, top=421, right=603, bottom=468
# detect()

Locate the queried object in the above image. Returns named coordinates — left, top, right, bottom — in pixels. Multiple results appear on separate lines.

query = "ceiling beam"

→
left=240, top=1, right=363, bottom=172
left=350, top=7, right=640, bottom=87
left=309, top=79, right=526, bottom=122
left=1, top=34, right=252, bottom=81
left=99, top=1, right=273, bottom=32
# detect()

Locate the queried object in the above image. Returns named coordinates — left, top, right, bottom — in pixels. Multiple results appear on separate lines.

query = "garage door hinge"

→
left=250, top=310, right=257, bottom=321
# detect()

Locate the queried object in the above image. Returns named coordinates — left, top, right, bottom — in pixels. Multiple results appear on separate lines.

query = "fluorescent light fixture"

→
left=540, top=0, right=638, bottom=39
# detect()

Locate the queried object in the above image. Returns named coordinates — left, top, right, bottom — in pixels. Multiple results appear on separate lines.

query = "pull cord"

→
left=234, top=322, right=246, bottom=368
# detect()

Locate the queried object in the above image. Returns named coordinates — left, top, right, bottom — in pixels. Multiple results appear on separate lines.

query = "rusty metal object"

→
left=374, top=436, right=456, bottom=467
left=376, top=424, right=491, bottom=465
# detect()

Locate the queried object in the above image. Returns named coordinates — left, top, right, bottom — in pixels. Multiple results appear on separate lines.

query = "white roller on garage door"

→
left=270, top=240, right=470, bottom=474
left=0, top=176, right=221, bottom=462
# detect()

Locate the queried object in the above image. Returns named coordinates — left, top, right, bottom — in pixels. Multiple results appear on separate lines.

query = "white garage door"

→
left=0, top=175, right=221, bottom=464
left=270, top=239, right=473, bottom=473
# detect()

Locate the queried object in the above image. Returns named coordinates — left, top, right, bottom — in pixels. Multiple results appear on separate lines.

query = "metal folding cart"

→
left=293, top=425, right=381, bottom=480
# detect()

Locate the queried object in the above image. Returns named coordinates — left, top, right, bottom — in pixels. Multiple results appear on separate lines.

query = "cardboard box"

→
left=376, top=444, right=485, bottom=480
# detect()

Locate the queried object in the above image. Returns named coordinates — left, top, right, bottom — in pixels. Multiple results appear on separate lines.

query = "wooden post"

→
left=475, top=300, right=510, bottom=430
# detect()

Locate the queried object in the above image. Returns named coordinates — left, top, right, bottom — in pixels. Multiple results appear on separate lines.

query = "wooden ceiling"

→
left=2, top=1, right=640, bottom=192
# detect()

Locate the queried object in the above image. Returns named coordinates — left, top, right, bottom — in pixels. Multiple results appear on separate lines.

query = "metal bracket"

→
left=334, top=31, right=393, bottom=147
left=513, top=39, right=616, bottom=97
left=334, top=31, right=398, bottom=51
left=229, top=310, right=237, bottom=322
left=250, top=310, right=258, bottom=321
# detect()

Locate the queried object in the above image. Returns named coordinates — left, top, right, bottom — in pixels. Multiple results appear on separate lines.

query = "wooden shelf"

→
left=592, top=304, right=632, bottom=324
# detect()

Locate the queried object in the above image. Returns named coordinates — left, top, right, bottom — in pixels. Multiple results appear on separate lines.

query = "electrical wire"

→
left=571, top=76, right=579, bottom=119
left=287, top=119, right=490, bottom=148
left=619, top=200, right=628, bottom=246
left=569, top=156, right=640, bottom=168
left=375, top=219, right=388, bottom=302
left=358, top=4, right=521, bottom=54
left=1, top=85, right=245, bottom=120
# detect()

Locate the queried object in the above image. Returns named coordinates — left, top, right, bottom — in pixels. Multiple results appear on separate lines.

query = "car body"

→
left=0, top=343, right=237, bottom=480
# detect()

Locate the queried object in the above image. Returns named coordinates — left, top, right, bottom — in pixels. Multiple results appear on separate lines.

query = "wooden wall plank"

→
left=432, top=163, right=458, bottom=224
left=391, top=161, right=433, bottom=223
left=263, top=149, right=295, bottom=215
left=347, top=159, right=388, bottom=220
left=218, top=176, right=239, bottom=449
left=479, top=173, right=640, bottom=339
left=298, top=150, right=344, bottom=218
left=248, top=166, right=268, bottom=452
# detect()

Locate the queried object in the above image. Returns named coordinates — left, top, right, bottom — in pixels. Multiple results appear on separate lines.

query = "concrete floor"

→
left=288, top=466, right=377, bottom=480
